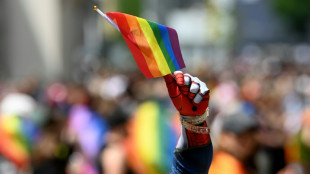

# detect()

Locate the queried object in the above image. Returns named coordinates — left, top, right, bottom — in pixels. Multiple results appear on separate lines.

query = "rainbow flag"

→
left=126, top=101, right=179, bottom=173
left=106, top=12, right=186, bottom=78
left=0, top=116, right=35, bottom=168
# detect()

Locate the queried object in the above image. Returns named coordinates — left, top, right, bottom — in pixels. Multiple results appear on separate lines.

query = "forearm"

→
left=172, top=142, right=213, bottom=174
left=171, top=120, right=213, bottom=174
left=164, top=72, right=213, bottom=173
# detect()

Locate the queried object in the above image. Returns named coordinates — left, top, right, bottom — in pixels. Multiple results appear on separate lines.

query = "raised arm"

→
left=164, top=71, right=213, bottom=174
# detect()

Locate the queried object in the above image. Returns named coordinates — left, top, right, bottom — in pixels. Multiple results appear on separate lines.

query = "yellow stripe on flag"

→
left=137, top=18, right=171, bottom=75
left=125, top=14, right=162, bottom=77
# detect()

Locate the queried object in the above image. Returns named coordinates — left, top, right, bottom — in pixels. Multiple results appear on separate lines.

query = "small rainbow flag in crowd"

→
left=94, top=7, right=186, bottom=78
left=0, top=116, right=35, bottom=168
left=126, top=101, right=179, bottom=173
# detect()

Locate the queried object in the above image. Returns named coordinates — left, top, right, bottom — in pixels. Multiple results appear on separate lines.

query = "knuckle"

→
left=190, top=84, right=199, bottom=93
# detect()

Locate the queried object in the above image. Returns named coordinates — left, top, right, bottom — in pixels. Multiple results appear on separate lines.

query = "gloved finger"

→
left=164, top=74, right=180, bottom=98
left=188, top=76, right=200, bottom=100
left=180, top=73, right=191, bottom=95
left=184, top=73, right=191, bottom=86
left=173, top=71, right=184, bottom=86
left=193, top=80, right=209, bottom=104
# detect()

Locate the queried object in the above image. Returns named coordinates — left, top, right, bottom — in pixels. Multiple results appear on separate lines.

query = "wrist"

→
left=180, top=108, right=209, bottom=124
left=180, top=108, right=210, bottom=134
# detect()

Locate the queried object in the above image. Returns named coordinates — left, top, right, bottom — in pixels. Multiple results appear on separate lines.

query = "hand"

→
left=164, top=71, right=210, bottom=117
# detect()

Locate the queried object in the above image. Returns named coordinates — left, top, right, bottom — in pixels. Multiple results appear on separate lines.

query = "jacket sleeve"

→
left=171, top=142, right=213, bottom=174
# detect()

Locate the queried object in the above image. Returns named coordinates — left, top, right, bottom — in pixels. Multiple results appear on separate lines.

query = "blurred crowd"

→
left=0, top=66, right=178, bottom=174
left=0, top=43, right=310, bottom=174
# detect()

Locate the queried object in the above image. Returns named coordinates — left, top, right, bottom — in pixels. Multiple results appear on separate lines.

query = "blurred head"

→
left=218, top=113, right=259, bottom=161
left=106, top=106, right=129, bottom=142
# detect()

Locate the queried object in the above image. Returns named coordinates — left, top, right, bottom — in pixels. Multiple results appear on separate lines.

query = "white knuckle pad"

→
left=189, top=83, right=200, bottom=93
left=173, top=71, right=183, bottom=76
left=199, top=82, right=209, bottom=95
left=184, top=76, right=191, bottom=85
left=184, top=73, right=192, bottom=86
left=193, top=94, right=203, bottom=104
left=190, top=84, right=199, bottom=93
left=190, top=77, right=200, bottom=93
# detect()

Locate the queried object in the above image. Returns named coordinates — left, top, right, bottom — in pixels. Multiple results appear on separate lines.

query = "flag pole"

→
left=93, top=6, right=120, bottom=31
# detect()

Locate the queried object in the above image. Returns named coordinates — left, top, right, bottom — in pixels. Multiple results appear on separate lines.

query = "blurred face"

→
left=220, top=130, right=258, bottom=161
left=236, top=131, right=258, bottom=160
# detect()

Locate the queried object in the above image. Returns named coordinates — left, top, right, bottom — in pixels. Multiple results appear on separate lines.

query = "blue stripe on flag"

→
left=157, top=24, right=180, bottom=70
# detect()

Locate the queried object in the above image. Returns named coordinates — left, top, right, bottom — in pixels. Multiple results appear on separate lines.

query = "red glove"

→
left=164, top=71, right=210, bottom=117
left=164, top=71, right=211, bottom=147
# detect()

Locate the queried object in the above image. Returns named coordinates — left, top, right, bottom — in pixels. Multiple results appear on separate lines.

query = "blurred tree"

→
left=273, top=0, right=310, bottom=33
left=118, top=0, right=141, bottom=16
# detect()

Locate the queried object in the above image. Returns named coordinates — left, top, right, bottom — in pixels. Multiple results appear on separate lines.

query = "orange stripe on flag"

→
left=125, top=14, right=162, bottom=77
left=109, top=13, right=154, bottom=78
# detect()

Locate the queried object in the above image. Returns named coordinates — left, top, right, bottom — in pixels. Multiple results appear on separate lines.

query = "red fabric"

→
left=186, top=122, right=211, bottom=147
left=107, top=12, right=154, bottom=78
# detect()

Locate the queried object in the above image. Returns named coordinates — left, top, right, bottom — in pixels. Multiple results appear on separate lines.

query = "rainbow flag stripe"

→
left=106, top=12, right=186, bottom=78
left=132, top=101, right=178, bottom=173
left=0, top=116, right=31, bottom=168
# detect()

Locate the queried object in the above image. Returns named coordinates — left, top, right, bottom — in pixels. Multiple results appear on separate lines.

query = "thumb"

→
left=164, top=74, right=180, bottom=98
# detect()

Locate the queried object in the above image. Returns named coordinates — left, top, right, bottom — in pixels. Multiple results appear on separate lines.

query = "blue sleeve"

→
left=171, top=142, right=213, bottom=174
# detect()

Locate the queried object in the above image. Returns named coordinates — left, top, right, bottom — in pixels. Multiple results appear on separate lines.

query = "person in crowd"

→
left=209, top=112, right=259, bottom=174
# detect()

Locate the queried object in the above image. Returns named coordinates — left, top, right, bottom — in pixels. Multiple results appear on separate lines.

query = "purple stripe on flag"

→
left=167, top=27, right=185, bottom=69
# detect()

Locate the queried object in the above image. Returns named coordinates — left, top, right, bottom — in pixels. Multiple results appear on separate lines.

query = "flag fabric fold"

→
left=106, top=12, right=186, bottom=78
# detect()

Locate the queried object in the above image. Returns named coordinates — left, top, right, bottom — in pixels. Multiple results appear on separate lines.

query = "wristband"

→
left=180, top=108, right=210, bottom=134
left=180, top=108, right=209, bottom=125
left=181, top=119, right=210, bottom=134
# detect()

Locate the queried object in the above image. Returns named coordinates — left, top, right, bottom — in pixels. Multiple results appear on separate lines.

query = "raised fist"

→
left=164, top=71, right=210, bottom=117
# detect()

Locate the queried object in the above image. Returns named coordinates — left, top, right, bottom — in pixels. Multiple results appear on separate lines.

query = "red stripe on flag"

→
left=125, top=15, right=162, bottom=77
left=107, top=12, right=154, bottom=78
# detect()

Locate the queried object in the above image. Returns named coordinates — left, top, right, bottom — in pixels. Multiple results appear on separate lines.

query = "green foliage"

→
left=118, top=0, right=141, bottom=16
left=273, top=0, right=310, bottom=32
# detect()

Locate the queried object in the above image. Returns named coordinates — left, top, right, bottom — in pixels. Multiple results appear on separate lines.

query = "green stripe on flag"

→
left=147, top=21, right=176, bottom=72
